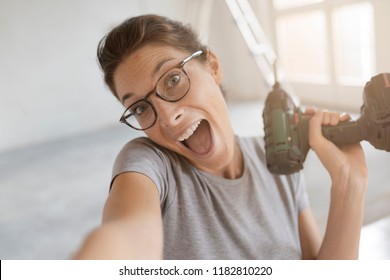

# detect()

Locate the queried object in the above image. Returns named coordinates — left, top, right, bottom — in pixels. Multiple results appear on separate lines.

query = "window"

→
left=332, top=2, right=375, bottom=85
left=276, top=10, right=328, bottom=83
left=273, top=0, right=323, bottom=10
left=271, top=0, right=377, bottom=111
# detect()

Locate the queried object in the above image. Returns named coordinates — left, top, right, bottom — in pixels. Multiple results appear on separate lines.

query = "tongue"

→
left=184, top=120, right=212, bottom=154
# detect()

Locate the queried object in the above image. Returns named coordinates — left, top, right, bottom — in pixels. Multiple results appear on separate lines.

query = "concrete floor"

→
left=1, top=101, right=389, bottom=259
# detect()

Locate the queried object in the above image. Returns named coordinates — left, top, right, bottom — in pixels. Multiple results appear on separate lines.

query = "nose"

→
left=152, top=98, right=184, bottom=127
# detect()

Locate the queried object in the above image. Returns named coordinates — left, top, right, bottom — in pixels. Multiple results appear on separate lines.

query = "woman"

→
left=74, top=14, right=367, bottom=259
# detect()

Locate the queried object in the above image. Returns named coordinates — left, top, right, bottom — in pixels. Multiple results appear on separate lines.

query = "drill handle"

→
left=321, top=120, right=364, bottom=145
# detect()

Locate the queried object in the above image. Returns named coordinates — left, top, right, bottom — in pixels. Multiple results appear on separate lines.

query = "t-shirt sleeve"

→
left=111, top=137, right=171, bottom=205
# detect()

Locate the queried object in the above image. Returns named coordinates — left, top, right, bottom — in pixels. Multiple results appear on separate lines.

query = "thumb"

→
left=308, top=109, right=326, bottom=151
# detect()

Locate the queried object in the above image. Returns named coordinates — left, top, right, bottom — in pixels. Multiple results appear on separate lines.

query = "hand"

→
left=305, top=108, right=368, bottom=259
left=305, top=108, right=367, bottom=189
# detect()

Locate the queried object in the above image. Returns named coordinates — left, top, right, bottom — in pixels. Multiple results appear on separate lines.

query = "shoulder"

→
left=119, top=137, right=166, bottom=156
left=237, top=135, right=267, bottom=164
left=111, top=137, right=187, bottom=212
left=111, top=137, right=179, bottom=193
left=113, top=136, right=183, bottom=172
left=238, top=135, right=304, bottom=189
left=237, top=135, right=265, bottom=151
left=114, top=137, right=177, bottom=167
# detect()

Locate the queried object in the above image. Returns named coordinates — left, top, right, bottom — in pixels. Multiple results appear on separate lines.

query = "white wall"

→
left=207, top=0, right=271, bottom=102
left=2, top=0, right=388, bottom=153
left=374, top=0, right=390, bottom=73
left=0, top=0, right=289, bottom=153
left=0, top=0, right=192, bottom=153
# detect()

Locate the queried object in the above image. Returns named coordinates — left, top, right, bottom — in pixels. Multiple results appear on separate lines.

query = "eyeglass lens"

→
left=124, top=67, right=190, bottom=130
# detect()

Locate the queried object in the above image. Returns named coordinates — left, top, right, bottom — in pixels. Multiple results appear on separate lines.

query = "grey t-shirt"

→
left=112, top=136, right=309, bottom=259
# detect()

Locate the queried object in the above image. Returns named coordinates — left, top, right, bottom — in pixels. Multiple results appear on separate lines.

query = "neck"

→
left=220, top=140, right=244, bottom=179
left=189, top=139, right=244, bottom=179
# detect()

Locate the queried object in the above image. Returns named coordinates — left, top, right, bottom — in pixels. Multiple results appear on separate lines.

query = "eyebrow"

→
left=121, top=92, right=135, bottom=104
left=153, top=57, right=175, bottom=77
left=120, top=57, right=176, bottom=104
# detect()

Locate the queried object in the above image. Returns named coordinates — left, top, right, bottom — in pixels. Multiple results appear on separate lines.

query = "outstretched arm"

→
left=73, top=172, right=163, bottom=259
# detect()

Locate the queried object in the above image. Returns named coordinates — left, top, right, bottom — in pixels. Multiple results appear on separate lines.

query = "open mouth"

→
left=178, top=120, right=213, bottom=155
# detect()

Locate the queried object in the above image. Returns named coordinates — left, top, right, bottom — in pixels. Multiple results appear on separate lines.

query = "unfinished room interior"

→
left=1, top=0, right=389, bottom=260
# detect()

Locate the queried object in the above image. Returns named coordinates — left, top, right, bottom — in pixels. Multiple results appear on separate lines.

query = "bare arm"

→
left=299, top=208, right=322, bottom=259
left=299, top=108, right=368, bottom=259
left=73, top=172, right=163, bottom=259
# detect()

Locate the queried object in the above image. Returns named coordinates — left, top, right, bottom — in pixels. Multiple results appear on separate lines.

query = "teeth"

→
left=178, top=120, right=201, bottom=142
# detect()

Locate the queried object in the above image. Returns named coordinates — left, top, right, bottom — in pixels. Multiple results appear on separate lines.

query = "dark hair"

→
left=97, top=14, right=209, bottom=99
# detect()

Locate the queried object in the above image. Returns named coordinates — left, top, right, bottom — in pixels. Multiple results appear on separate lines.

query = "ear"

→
left=207, top=50, right=223, bottom=85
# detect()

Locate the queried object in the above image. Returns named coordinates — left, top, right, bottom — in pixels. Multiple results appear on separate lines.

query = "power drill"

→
left=262, top=71, right=390, bottom=175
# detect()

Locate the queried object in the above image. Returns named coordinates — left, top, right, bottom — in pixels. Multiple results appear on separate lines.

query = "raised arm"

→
left=73, top=172, right=163, bottom=259
left=299, top=108, right=368, bottom=259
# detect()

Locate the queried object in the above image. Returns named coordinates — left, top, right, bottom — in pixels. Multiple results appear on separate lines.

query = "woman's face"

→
left=113, top=44, right=239, bottom=177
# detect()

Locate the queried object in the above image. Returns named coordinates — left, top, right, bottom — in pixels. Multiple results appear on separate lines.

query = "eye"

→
left=157, top=69, right=188, bottom=99
left=135, top=105, right=146, bottom=115
left=165, top=72, right=181, bottom=88
left=130, top=102, right=149, bottom=117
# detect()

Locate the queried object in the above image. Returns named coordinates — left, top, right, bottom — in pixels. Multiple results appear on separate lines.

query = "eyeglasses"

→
left=119, top=50, right=203, bottom=131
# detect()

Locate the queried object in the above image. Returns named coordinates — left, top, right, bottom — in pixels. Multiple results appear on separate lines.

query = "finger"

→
left=323, top=111, right=331, bottom=125
left=340, top=112, right=351, bottom=122
left=329, top=112, right=351, bottom=125
left=309, top=109, right=345, bottom=174
left=304, top=107, right=316, bottom=115
left=330, top=112, right=340, bottom=126
left=308, top=109, right=325, bottom=151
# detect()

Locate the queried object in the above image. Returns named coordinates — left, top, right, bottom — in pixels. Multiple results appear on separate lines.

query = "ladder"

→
left=225, top=0, right=278, bottom=87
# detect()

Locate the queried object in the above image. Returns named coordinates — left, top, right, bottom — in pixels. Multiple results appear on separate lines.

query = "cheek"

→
left=145, top=129, right=163, bottom=143
left=190, top=72, right=225, bottom=105
left=145, top=128, right=176, bottom=150
left=189, top=76, right=230, bottom=124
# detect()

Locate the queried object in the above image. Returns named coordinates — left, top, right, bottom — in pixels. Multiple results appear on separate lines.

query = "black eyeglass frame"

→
left=119, top=50, right=204, bottom=131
